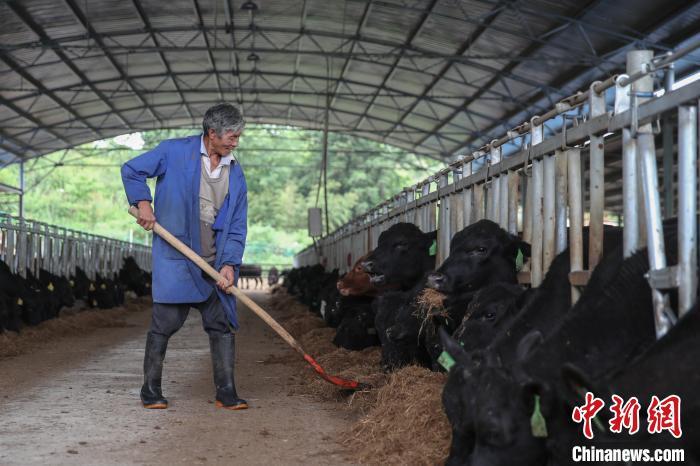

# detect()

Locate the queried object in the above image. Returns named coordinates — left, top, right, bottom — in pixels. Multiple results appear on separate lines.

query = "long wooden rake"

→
left=129, top=207, right=369, bottom=390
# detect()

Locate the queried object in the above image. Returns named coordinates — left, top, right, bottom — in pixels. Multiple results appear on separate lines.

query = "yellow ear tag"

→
left=92, top=300, right=97, bottom=307
left=17, top=298, right=23, bottom=306
left=89, top=283, right=95, bottom=291
left=47, top=282, right=54, bottom=292
left=69, top=280, right=75, bottom=287
left=100, top=283, right=107, bottom=290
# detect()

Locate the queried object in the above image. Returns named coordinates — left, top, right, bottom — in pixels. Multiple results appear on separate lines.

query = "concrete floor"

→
left=0, top=291, right=355, bottom=465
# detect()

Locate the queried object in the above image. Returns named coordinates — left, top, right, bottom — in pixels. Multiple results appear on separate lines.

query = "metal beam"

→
left=354, top=0, right=439, bottom=130
left=6, top=1, right=132, bottom=132
left=2, top=58, right=531, bottom=122
left=375, top=0, right=506, bottom=139
left=411, top=0, right=604, bottom=150
left=62, top=0, right=163, bottom=125
left=192, top=0, right=224, bottom=101
left=0, top=182, right=22, bottom=195
left=3, top=98, right=464, bottom=147
left=453, top=0, right=697, bottom=153
left=328, top=0, right=373, bottom=109
left=287, top=0, right=310, bottom=121
left=130, top=0, right=195, bottom=119
left=0, top=93, right=82, bottom=149
left=1, top=69, right=506, bottom=130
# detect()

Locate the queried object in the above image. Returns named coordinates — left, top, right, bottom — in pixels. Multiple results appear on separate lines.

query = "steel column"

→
left=567, top=148, right=584, bottom=303
left=677, top=104, right=697, bottom=316
left=588, top=81, right=606, bottom=270
left=530, top=118, right=544, bottom=286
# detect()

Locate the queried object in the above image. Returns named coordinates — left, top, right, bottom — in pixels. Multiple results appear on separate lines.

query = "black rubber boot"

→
left=140, top=332, right=169, bottom=409
left=210, top=333, right=248, bottom=410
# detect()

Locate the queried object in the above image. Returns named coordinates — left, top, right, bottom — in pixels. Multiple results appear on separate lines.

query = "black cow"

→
left=239, top=264, right=263, bottom=289
left=449, top=281, right=528, bottom=354
left=513, top=303, right=700, bottom=465
left=118, top=256, right=151, bottom=296
left=440, top=244, right=667, bottom=465
left=267, top=266, right=279, bottom=287
left=422, top=220, right=531, bottom=367
left=332, top=298, right=380, bottom=350
left=427, top=219, right=530, bottom=308
left=361, top=223, right=437, bottom=370
left=438, top=226, right=625, bottom=464
left=362, top=223, right=437, bottom=291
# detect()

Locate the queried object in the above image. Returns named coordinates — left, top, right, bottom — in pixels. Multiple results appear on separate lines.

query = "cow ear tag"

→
left=515, top=248, right=525, bottom=272
left=438, top=351, right=455, bottom=371
left=429, top=239, right=437, bottom=256
left=530, top=395, right=548, bottom=438
left=47, top=282, right=54, bottom=292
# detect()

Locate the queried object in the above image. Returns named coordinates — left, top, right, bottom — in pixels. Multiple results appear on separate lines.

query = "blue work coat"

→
left=121, top=134, right=248, bottom=329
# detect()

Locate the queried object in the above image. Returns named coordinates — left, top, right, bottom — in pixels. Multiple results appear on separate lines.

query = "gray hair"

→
left=202, top=103, right=245, bottom=136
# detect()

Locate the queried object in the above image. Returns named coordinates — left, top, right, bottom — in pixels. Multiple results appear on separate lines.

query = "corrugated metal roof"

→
left=0, top=0, right=699, bottom=164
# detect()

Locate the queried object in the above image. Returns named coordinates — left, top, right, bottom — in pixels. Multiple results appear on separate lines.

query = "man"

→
left=121, top=103, right=248, bottom=411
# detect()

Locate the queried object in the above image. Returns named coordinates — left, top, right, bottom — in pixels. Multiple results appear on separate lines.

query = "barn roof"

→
left=1, top=0, right=699, bottom=165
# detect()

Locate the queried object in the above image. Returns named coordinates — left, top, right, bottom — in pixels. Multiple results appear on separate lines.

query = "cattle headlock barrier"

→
left=294, top=42, right=700, bottom=340
left=0, top=212, right=151, bottom=280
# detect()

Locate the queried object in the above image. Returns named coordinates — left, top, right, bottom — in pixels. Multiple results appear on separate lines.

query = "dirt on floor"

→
left=0, top=290, right=358, bottom=466
left=266, top=288, right=451, bottom=465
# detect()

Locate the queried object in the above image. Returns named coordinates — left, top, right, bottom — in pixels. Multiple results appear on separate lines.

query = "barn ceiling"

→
left=1, top=0, right=699, bottom=165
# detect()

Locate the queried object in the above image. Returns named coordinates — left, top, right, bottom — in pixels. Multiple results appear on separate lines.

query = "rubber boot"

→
left=210, top=333, right=248, bottom=410
left=140, top=332, right=169, bottom=409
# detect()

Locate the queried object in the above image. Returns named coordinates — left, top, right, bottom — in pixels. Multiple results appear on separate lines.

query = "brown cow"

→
left=337, top=253, right=398, bottom=297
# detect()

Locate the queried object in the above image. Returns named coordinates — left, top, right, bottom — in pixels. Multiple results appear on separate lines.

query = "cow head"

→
left=453, top=282, right=528, bottom=353
left=337, top=253, right=376, bottom=296
left=427, top=220, right=530, bottom=296
left=439, top=327, right=485, bottom=464
left=461, top=331, right=550, bottom=466
left=362, top=223, right=437, bottom=290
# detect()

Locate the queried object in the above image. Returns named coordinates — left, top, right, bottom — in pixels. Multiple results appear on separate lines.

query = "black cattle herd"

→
left=283, top=219, right=699, bottom=465
left=0, top=256, right=151, bottom=333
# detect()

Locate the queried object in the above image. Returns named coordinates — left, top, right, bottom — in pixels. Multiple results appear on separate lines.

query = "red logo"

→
left=572, top=392, right=605, bottom=440
left=647, top=395, right=682, bottom=438
left=572, top=393, right=683, bottom=439
left=609, top=395, right=641, bottom=435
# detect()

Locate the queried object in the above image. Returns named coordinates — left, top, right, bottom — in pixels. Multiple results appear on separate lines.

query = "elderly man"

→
left=121, top=103, right=248, bottom=410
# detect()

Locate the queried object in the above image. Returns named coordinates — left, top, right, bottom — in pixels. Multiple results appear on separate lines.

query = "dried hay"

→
left=266, top=289, right=451, bottom=464
left=343, top=365, right=450, bottom=466
left=0, top=297, right=151, bottom=359
left=299, top=327, right=338, bottom=355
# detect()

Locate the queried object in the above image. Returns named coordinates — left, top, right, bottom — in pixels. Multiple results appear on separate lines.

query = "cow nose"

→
left=427, top=272, right=445, bottom=290
left=361, top=260, right=374, bottom=273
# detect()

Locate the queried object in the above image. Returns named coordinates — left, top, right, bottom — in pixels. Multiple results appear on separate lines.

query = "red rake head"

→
left=303, top=353, right=371, bottom=391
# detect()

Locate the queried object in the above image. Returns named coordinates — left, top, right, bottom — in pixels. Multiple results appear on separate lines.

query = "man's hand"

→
left=217, top=265, right=235, bottom=291
left=136, top=200, right=156, bottom=231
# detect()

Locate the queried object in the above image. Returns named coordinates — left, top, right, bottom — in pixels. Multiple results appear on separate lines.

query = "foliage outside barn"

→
left=0, top=126, right=440, bottom=269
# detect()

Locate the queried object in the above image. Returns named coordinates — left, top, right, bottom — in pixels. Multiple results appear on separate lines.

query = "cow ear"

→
left=521, top=378, right=554, bottom=419
left=505, top=235, right=531, bottom=260
left=516, top=330, right=543, bottom=362
left=424, top=230, right=438, bottom=246
left=560, top=363, right=604, bottom=405
left=438, top=326, right=468, bottom=365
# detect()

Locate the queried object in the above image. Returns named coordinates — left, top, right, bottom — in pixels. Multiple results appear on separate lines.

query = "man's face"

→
left=207, top=128, right=242, bottom=156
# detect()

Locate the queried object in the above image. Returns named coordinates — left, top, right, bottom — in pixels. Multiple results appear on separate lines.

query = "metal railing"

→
left=0, top=213, right=151, bottom=280
left=294, top=42, right=700, bottom=339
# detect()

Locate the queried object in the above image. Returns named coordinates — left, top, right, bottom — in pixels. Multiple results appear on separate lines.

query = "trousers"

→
left=150, top=289, right=231, bottom=338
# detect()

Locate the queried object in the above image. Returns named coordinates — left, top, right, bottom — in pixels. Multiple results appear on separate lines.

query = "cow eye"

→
left=469, top=246, right=487, bottom=255
left=394, top=242, right=408, bottom=250
left=484, top=312, right=496, bottom=320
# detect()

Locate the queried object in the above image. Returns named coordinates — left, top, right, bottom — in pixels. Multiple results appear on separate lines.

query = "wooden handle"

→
left=128, top=206, right=304, bottom=355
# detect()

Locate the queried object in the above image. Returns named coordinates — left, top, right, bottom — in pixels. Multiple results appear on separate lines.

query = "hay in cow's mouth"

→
left=413, top=288, right=449, bottom=338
